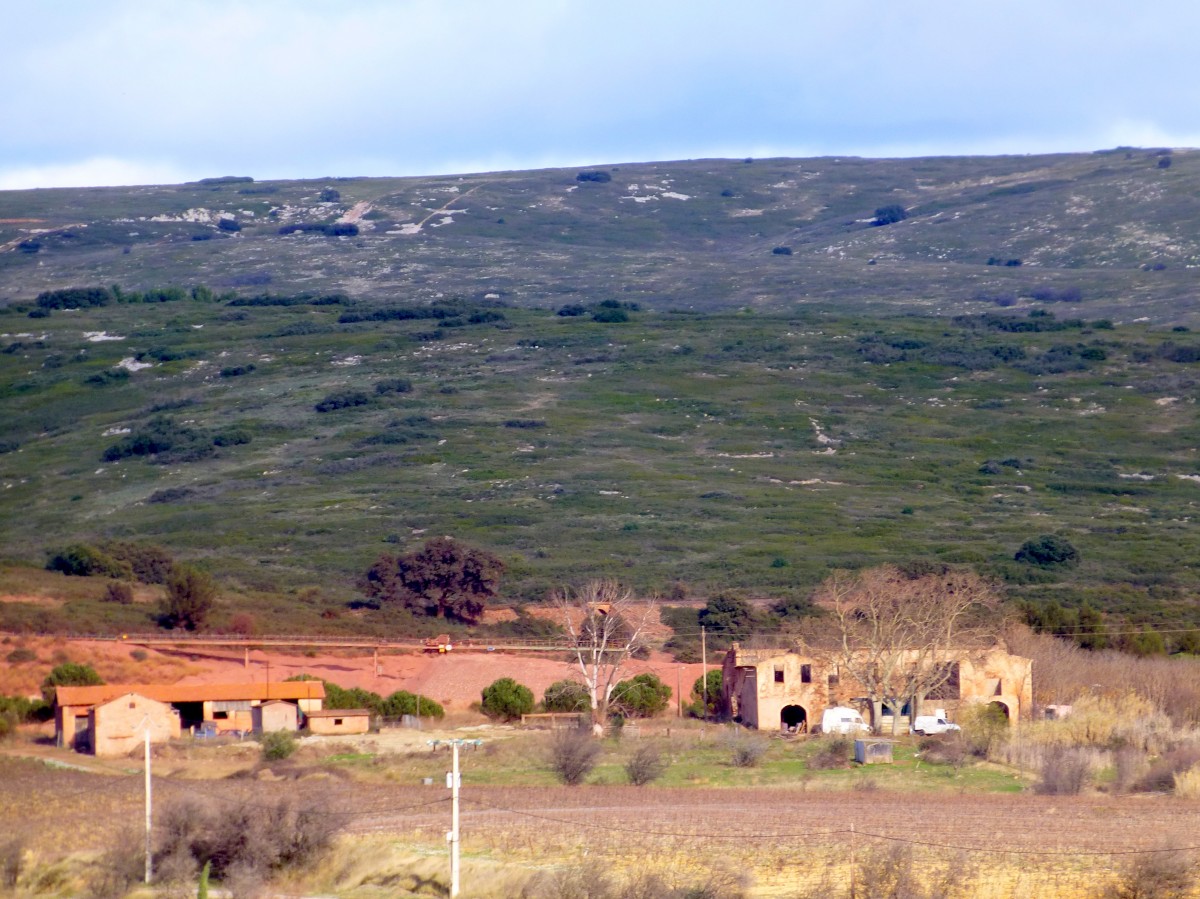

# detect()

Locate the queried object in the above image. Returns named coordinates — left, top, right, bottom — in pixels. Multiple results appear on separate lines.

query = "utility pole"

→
left=676, top=666, right=682, bottom=718
left=143, top=719, right=153, bottom=884
left=447, top=741, right=461, bottom=897
left=849, top=821, right=856, bottom=899
left=701, top=626, right=707, bottom=721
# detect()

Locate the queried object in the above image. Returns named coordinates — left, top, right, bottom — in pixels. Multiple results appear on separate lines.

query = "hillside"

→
left=2, top=151, right=1200, bottom=636
left=1, top=149, right=1197, bottom=322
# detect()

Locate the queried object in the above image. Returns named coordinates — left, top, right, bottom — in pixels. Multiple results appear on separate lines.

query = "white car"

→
left=910, top=715, right=960, bottom=736
left=819, top=707, right=871, bottom=735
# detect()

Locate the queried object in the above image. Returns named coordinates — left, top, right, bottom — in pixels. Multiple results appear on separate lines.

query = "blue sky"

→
left=3, top=0, right=1198, bottom=189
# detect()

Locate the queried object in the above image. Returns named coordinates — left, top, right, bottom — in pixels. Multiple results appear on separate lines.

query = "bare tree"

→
left=811, top=565, right=999, bottom=735
left=554, top=580, right=658, bottom=732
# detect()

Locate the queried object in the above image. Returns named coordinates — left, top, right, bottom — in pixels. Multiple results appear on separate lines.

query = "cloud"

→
left=0, top=158, right=192, bottom=191
left=3, top=1, right=1200, bottom=188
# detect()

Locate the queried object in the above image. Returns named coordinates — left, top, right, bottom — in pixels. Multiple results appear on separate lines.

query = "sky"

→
left=3, top=0, right=1199, bottom=190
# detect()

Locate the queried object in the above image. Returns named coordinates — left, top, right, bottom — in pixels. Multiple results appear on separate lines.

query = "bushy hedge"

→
left=543, top=680, right=590, bottom=713
left=314, top=390, right=371, bottom=412
left=101, top=416, right=249, bottom=463
left=611, top=673, right=671, bottom=718
left=36, top=287, right=112, bottom=310
left=277, top=222, right=359, bottom=237
left=294, top=678, right=444, bottom=719
left=481, top=677, right=534, bottom=721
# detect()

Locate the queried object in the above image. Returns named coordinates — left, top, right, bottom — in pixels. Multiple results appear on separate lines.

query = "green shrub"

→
left=543, top=680, right=590, bottom=713
left=481, top=677, right=534, bottom=721
left=690, top=670, right=723, bottom=718
left=611, top=673, right=671, bottom=718
left=98, top=540, right=175, bottom=584
left=103, top=582, right=135, bottom=604
left=374, top=378, right=412, bottom=395
left=314, top=390, right=371, bottom=412
left=378, top=690, right=444, bottom=719
left=46, top=544, right=131, bottom=579
left=260, top=730, right=297, bottom=761
left=41, top=662, right=103, bottom=704
left=872, top=204, right=908, bottom=226
left=1015, top=534, right=1080, bottom=568
left=159, top=565, right=217, bottom=631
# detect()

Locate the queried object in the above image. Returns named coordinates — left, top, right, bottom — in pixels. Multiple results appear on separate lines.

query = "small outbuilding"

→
left=252, top=700, right=299, bottom=734
left=306, top=709, right=371, bottom=735
left=90, top=693, right=181, bottom=757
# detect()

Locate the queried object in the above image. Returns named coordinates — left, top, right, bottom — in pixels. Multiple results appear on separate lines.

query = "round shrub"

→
left=260, top=730, right=297, bottom=761
left=611, top=673, right=671, bottom=718
left=543, top=680, right=590, bottom=713
left=481, top=677, right=534, bottom=721
left=1015, top=534, right=1080, bottom=568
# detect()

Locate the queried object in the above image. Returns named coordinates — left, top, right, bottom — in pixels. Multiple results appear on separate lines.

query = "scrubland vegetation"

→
left=6, top=287, right=1200, bottom=646
left=5, top=153, right=1200, bottom=895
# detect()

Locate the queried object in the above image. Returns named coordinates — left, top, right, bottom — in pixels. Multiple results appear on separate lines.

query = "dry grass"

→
left=1172, top=765, right=1200, bottom=800
left=1006, top=630, right=1200, bottom=727
left=0, top=636, right=199, bottom=696
left=6, top=747, right=1200, bottom=897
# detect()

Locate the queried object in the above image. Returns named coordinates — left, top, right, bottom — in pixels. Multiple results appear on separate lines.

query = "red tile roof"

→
left=56, top=681, right=325, bottom=707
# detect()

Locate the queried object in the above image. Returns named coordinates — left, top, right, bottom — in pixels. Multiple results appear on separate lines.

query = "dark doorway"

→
left=781, top=705, right=808, bottom=734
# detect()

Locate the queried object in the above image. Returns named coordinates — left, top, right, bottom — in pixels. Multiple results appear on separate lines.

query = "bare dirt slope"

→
left=1, top=635, right=707, bottom=710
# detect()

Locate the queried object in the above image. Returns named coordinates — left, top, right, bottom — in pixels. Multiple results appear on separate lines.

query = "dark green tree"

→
left=873, top=204, right=908, bottom=226
left=360, top=537, right=503, bottom=624
left=1176, top=630, right=1200, bottom=655
left=698, top=594, right=755, bottom=638
left=481, top=678, right=534, bottom=721
left=159, top=565, right=217, bottom=631
left=1075, top=604, right=1109, bottom=650
left=41, top=662, right=103, bottom=704
left=543, top=680, right=590, bottom=713
left=46, top=544, right=131, bottom=579
left=1121, top=628, right=1166, bottom=657
left=691, top=670, right=723, bottom=718
left=611, top=673, right=671, bottom=718
left=1015, top=535, right=1080, bottom=568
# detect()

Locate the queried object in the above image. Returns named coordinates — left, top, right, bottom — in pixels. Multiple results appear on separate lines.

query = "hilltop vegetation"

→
left=2, top=149, right=1199, bottom=323
left=2, top=281, right=1200, bottom=636
left=2, top=150, right=1200, bottom=639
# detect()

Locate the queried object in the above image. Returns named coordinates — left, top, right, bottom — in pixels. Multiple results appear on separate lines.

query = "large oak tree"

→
left=360, top=536, right=503, bottom=624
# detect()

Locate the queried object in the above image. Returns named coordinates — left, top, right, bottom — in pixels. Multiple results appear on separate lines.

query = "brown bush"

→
left=548, top=727, right=601, bottom=786
left=1006, top=628, right=1200, bottom=726
left=1035, top=747, right=1092, bottom=795
left=808, top=736, right=851, bottom=770
left=0, top=836, right=23, bottom=889
left=155, top=791, right=337, bottom=883
left=1132, top=742, right=1200, bottom=794
left=918, top=733, right=969, bottom=770
left=624, top=743, right=667, bottom=786
left=1100, top=848, right=1196, bottom=899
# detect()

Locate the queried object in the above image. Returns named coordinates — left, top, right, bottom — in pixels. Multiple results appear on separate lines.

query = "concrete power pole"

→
left=447, top=741, right=461, bottom=897
left=143, top=720, right=153, bottom=884
left=701, top=626, right=707, bottom=721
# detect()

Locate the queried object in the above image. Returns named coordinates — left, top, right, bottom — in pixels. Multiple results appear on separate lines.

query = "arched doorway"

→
left=988, top=700, right=1011, bottom=721
left=781, top=705, right=808, bottom=734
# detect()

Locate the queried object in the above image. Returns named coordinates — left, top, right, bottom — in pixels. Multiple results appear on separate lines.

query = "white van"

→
left=819, top=707, right=871, bottom=735
left=910, top=714, right=960, bottom=736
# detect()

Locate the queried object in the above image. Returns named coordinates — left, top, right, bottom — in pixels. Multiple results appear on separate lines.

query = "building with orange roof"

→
left=55, top=681, right=325, bottom=752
